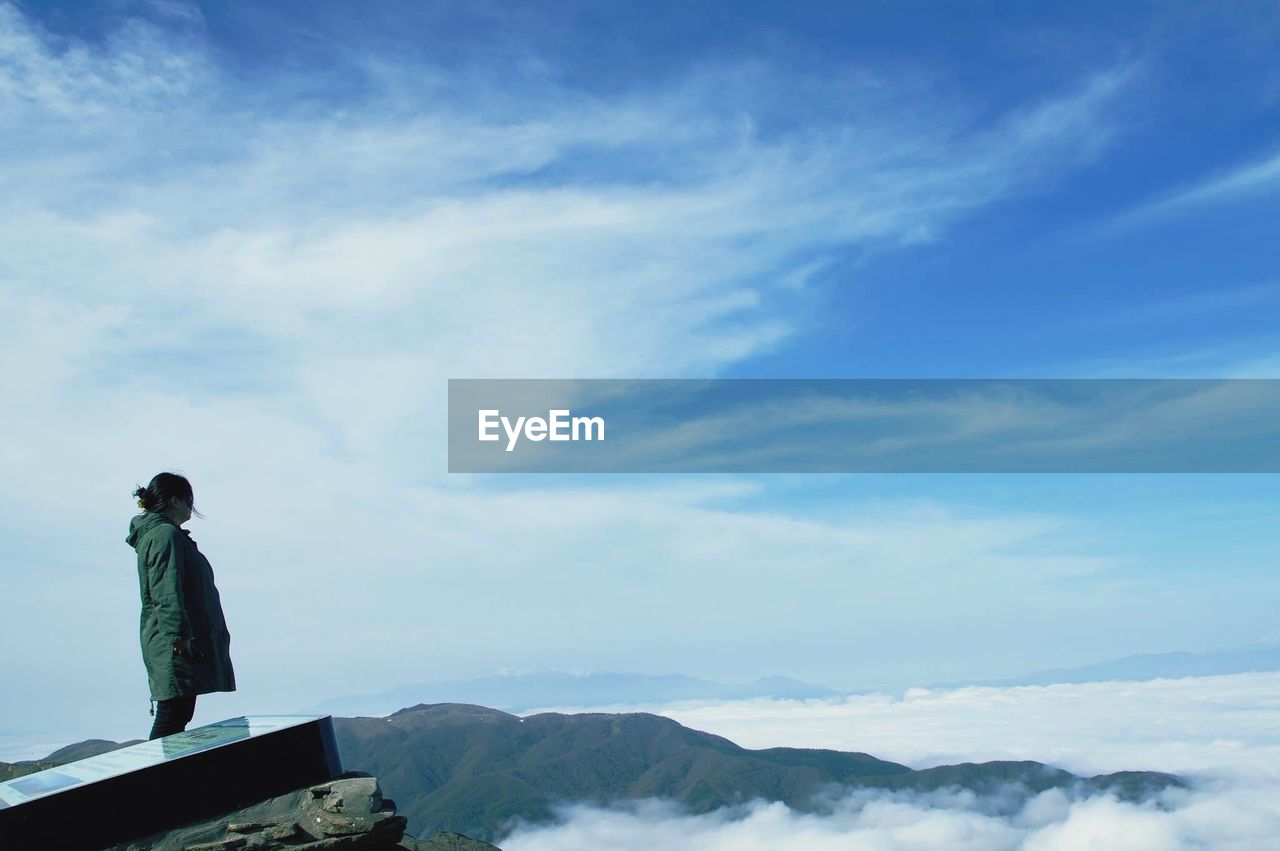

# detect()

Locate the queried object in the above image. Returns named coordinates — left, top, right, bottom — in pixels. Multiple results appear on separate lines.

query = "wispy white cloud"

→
left=0, top=6, right=1140, bottom=395
left=0, top=3, right=1153, bottom=739
left=1108, top=147, right=1280, bottom=230
left=1151, top=148, right=1280, bottom=209
left=1062, top=338, right=1280, bottom=378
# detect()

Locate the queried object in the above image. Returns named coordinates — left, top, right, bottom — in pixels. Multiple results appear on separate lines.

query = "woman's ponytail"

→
left=133, top=473, right=197, bottom=515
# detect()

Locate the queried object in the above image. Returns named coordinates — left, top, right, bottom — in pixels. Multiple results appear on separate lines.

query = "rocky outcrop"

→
left=105, top=771, right=499, bottom=851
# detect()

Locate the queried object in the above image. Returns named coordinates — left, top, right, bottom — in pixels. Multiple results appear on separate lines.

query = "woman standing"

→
left=126, top=473, right=236, bottom=740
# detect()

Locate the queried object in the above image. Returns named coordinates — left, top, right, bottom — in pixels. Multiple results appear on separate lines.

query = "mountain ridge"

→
left=331, top=702, right=1183, bottom=842
left=2, top=702, right=1186, bottom=845
left=302, top=671, right=838, bottom=717
left=924, top=643, right=1280, bottom=690
left=302, top=645, right=1280, bottom=719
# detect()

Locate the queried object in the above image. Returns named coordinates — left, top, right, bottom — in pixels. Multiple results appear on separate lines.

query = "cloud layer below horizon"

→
left=504, top=672, right=1280, bottom=850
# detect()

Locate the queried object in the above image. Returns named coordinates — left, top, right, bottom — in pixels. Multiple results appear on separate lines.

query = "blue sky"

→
left=1, top=0, right=1279, bottom=744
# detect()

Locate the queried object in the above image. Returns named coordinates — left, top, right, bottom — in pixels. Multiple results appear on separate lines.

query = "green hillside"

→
left=0, top=704, right=1185, bottom=845
left=332, top=703, right=1185, bottom=843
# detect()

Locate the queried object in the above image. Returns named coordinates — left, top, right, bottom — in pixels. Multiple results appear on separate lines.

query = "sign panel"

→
left=0, top=715, right=344, bottom=851
left=0, top=716, right=313, bottom=808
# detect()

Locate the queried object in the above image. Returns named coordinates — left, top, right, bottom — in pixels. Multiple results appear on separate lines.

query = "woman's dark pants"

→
left=149, top=695, right=197, bottom=740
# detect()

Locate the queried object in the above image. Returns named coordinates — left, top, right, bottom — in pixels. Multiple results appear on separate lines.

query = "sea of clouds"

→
left=502, top=672, right=1280, bottom=850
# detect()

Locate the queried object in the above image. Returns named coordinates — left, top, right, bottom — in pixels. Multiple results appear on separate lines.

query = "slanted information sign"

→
left=0, top=715, right=344, bottom=851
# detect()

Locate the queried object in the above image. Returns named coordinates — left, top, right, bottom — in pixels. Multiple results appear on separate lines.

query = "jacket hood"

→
left=126, top=511, right=176, bottom=550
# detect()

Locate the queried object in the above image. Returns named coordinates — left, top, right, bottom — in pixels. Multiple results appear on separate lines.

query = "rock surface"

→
left=103, top=771, right=499, bottom=851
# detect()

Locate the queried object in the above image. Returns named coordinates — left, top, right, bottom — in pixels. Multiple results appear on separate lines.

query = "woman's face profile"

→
left=167, top=496, right=193, bottom=525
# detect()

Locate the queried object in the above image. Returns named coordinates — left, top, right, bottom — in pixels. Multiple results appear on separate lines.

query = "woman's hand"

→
left=172, top=637, right=199, bottom=659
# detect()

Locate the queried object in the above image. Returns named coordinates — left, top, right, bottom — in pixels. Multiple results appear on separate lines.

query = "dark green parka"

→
left=126, top=512, right=236, bottom=701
